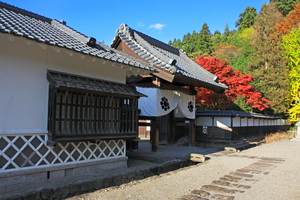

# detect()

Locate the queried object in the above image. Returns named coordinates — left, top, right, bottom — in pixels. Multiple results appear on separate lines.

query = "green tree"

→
left=182, top=32, right=193, bottom=53
left=197, top=23, right=213, bottom=54
left=214, top=30, right=221, bottom=36
left=174, top=39, right=182, bottom=49
left=224, top=23, right=230, bottom=36
left=235, top=6, right=257, bottom=31
left=270, top=0, right=300, bottom=16
left=182, top=33, right=191, bottom=44
left=250, top=3, right=288, bottom=115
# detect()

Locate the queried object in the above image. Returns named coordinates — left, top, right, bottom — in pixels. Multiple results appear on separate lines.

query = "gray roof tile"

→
left=0, top=2, right=158, bottom=73
left=112, top=23, right=228, bottom=92
left=47, top=70, right=146, bottom=97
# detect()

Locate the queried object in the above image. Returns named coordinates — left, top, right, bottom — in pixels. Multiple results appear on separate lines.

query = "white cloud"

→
left=149, top=23, right=166, bottom=30
left=138, top=22, right=145, bottom=27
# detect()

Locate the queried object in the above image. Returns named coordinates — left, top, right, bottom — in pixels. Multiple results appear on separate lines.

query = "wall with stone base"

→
left=0, top=133, right=126, bottom=187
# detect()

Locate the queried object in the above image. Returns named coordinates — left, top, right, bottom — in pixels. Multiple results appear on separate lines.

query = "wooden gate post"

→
left=151, top=117, right=160, bottom=152
left=167, top=111, right=175, bottom=146
left=189, top=119, right=195, bottom=147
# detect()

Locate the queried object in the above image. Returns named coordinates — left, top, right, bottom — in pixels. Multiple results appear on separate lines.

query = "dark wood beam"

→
left=189, top=119, right=195, bottom=147
left=160, top=83, right=197, bottom=95
left=151, top=117, right=160, bottom=152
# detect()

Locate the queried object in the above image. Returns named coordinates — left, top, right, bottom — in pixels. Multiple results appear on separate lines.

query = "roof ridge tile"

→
left=0, top=2, right=52, bottom=23
left=0, top=4, right=158, bottom=73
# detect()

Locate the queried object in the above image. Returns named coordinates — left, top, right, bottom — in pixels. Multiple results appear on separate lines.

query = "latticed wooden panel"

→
left=47, top=70, right=142, bottom=143
left=48, top=88, right=139, bottom=143
left=0, top=134, right=125, bottom=171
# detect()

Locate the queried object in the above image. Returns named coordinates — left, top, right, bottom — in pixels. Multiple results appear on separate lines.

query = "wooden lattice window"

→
left=47, top=71, right=144, bottom=145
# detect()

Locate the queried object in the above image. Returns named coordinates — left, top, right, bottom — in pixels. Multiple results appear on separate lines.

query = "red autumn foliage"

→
left=195, top=56, right=271, bottom=111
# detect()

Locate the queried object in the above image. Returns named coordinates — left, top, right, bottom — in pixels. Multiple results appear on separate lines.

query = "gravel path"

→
left=66, top=140, right=300, bottom=200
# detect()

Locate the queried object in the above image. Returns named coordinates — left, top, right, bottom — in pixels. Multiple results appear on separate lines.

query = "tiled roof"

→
left=0, top=2, right=157, bottom=73
left=47, top=70, right=146, bottom=97
left=196, top=110, right=279, bottom=119
left=111, top=23, right=228, bottom=92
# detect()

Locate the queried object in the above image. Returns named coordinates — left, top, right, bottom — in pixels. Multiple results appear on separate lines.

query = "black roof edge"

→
left=196, top=110, right=280, bottom=119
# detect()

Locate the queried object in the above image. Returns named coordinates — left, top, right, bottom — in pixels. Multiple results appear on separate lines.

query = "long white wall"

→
left=196, top=117, right=213, bottom=126
left=233, top=117, right=240, bottom=127
left=215, top=117, right=231, bottom=127
left=196, top=116, right=290, bottom=127
left=0, top=35, right=127, bottom=134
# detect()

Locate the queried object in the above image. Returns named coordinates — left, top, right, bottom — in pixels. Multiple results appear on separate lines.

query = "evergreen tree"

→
left=214, top=30, right=221, bottom=35
left=270, top=0, right=300, bottom=16
left=235, top=6, right=257, bottom=31
left=197, top=23, right=213, bottom=54
left=174, top=39, right=182, bottom=49
left=250, top=3, right=288, bottom=114
left=182, top=32, right=191, bottom=44
left=182, top=32, right=192, bottom=52
left=200, top=22, right=211, bottom=35
left=224, top=23, right=230, bottom=36
left=172, top=38, right=176, bottom=46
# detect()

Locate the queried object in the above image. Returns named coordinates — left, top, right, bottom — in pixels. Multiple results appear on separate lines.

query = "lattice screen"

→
left=0, top=134, right=125, bottom=171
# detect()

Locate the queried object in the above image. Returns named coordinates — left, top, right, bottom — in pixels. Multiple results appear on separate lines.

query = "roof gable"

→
left=111, top=24, right=228, bottom=93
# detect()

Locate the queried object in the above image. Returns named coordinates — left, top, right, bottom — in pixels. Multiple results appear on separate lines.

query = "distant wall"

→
left=196, top=115, right=290, bottom=142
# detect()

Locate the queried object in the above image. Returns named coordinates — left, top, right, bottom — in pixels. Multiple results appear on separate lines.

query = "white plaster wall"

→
left=214, top=117, right=231, bottom=127
left=241, top=118, right=248, bottom=127
left=254, top=118, right=259, bottom=126
left=0, top=35, right=128, bottom=134
left=277, top=119, right=281, bottom=125
left=0, top=54, right=48, bottom=134
left=248, top=118, right=254, bottom=126
left=260, top=119, right=264, bottom=126
left=233, top=117, right=240, bottom=127
left=196, top=117, right=212, bottom=126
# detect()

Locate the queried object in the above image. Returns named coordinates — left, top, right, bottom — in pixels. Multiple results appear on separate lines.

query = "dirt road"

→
left=67, top=140, right=300, bottom=200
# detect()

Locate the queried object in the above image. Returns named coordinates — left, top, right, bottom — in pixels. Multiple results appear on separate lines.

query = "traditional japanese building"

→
left=111, top=24, right=228, bottom=151
left=0, top=2, right=158, bottom=187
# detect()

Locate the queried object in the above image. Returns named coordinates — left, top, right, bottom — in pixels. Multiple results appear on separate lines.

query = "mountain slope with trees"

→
left=169, top=1, right=300, bottom=121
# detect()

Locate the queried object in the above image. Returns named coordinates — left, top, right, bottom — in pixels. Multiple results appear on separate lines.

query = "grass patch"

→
left=264, top=131, right=294, bottom=143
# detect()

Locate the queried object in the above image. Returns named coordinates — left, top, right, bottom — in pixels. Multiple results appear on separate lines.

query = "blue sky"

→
left=3, top=0, right=268, bottom=45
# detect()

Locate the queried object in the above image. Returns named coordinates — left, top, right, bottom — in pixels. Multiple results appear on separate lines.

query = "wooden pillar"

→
left=167, top=111, right=175, bottom=146
left=212, top=116, right=215, bottom=140
left=247, top=117, right=249, bottom=138
left=253, top=118, right=255, bottom=137
left=231, top=116, right=233, bottom=141
left=189, top=119, right=195, bottom=147
left=151, top=117, right=160, bottom=152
